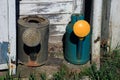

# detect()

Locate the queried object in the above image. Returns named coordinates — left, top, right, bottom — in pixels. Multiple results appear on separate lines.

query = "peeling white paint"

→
left=21, top=14, right=71, bottom=25
left=21, top=0, right=73, bottom=3
left=0, top=0, right=16, bottom=75
left=49, top=24, right=66, bottom=36
left=109, top=0, right=120, bottom=49
left=55, top=25, right=66, bottom=33
left=20, top=0, right=75, bottom=37
left=0, top=64, right=8, bottom=70
left=74, top=0, right=84, bottom=14
left=92, top=0, right=103, bottom=70
left=8, top=0, right=16, bottom=75
left=20, top=0, right=84, bottom=38
left=0, top=0, right=9, bottom=42
left=20, top=2, right=73, bottom=15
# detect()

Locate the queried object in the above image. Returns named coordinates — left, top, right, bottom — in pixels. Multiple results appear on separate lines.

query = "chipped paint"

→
left=49, top=24, right=66, bottom=36
left=109, top=0, right=120, bottom=49
left=19, top=0, right=84, bottom=43
left=0, top=0, right=9, bottom=42
left=20, top=2, right=73, bottom=15
left=20, top=0, right=73, bottom=3
left=92, top=0, right=103, bottom=70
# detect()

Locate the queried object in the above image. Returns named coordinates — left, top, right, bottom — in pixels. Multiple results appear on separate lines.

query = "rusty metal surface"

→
left=18, top=15, right=49, bottom=66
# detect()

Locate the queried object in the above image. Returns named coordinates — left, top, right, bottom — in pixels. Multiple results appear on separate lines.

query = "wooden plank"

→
left=92, top=0, right=103, bottom=70
left=20, top=0, right=84, bottom=14
left=21, top=14, right=71, bottom=25
left=49, top=24, right=66, bottom=36
left=20, top=0, right=73, bottom=3
left=0, top=64, right=8, bottom=70
left=8, top=0, right=16, bottom=75
left=0, top=0, right=9, bottom=42
left=74, top=0, right=84, bottom=14
left=101, top=0, right=111, bottom=53
left=20, top=2, right=73, bottom=15
left=109, top=0, right=120, bottom=49
left=0, top=0, right=9, bottom=71
left=43, top=14, right=71, bottom=24
left=101, top=0, right=111, bottom=40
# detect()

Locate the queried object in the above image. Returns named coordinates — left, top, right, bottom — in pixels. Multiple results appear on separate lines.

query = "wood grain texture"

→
left=19, top=0, right=85, bottom=38
left=49, top=24, right=66, bottom=36
left=0, top=0, right=9, bottom=42
left=109, top=0, right=120, bottom=49
left=20, top=0, right=73, bottom=3
left=8, top=0, right=16, bottom=75
left=0, top=0, right=9, bottom=71
left=21, top=14, right=71, bottom=25
left=20, top=2, right=73, bottom=15
left=101, top=0, right=111, bottom=41
left=91, top=0, right=103, bottom=70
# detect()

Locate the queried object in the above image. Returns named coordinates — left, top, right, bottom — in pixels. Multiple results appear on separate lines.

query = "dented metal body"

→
left=18, top=15, right=49, bottom=66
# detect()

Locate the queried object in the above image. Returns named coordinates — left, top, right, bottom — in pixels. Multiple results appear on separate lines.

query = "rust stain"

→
left=27, top=60, right=39, bottom=67
left=101, top=39, right=110, bottom=52
left=11, top=65, right=14, bottom=69
left=101, top=39, right=108, bottom=47
left=9, top=63, right=16, bottom=69
left=94, top=36, right=100, bottom=43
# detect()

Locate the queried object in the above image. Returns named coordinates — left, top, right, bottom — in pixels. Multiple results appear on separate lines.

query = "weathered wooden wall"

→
left=0, top=0, right=119, bottom=73
left=0, top=0, right=9, bottom=70
left=101, top=0, right=111, bottom=41
left=102, top=0, right=120, bottom=50
left=109, top=0, right=120, bottom=49
left=0, top=0, right=16, bottom=74
left=20, top=0, right=71, bottom=43
left=0, top=0, right=9, bottom=42
left=19, top=0, right=82, bottom=43
left=91, top=0, right=103, bottom=69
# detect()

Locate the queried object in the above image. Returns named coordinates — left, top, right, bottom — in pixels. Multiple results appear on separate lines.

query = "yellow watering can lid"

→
left=73, top=20, right=90, bottom=39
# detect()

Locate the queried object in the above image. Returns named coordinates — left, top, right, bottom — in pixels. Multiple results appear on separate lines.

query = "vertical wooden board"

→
left=0, top=0, right=9, bottom=70
left=21, top=0, right=73, bottom=3
left=101, top=0, right=111, bottom=40
left=74, top=0, right=84, bottom=14
left=8, top=0, right=16, bottom=75
left=92, top=0, right=103, bottom=69
left=109, top=0, right=120, bottom=49
left=20, top=2, right=73, bottom=15
left=0, top=0, right=9, bottom=42
left=21, top=14, right=71, bottom=25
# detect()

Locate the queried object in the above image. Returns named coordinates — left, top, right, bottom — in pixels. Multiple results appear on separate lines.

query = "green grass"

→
left=53, top=64, right=68, bottom=80
left=79, top=49, right=120, bottom=80
left=52, top=49, right=120, bottom=80
left=0, top=49, right=120, bottom=80
left=40, top=73, right=47, bottom=80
